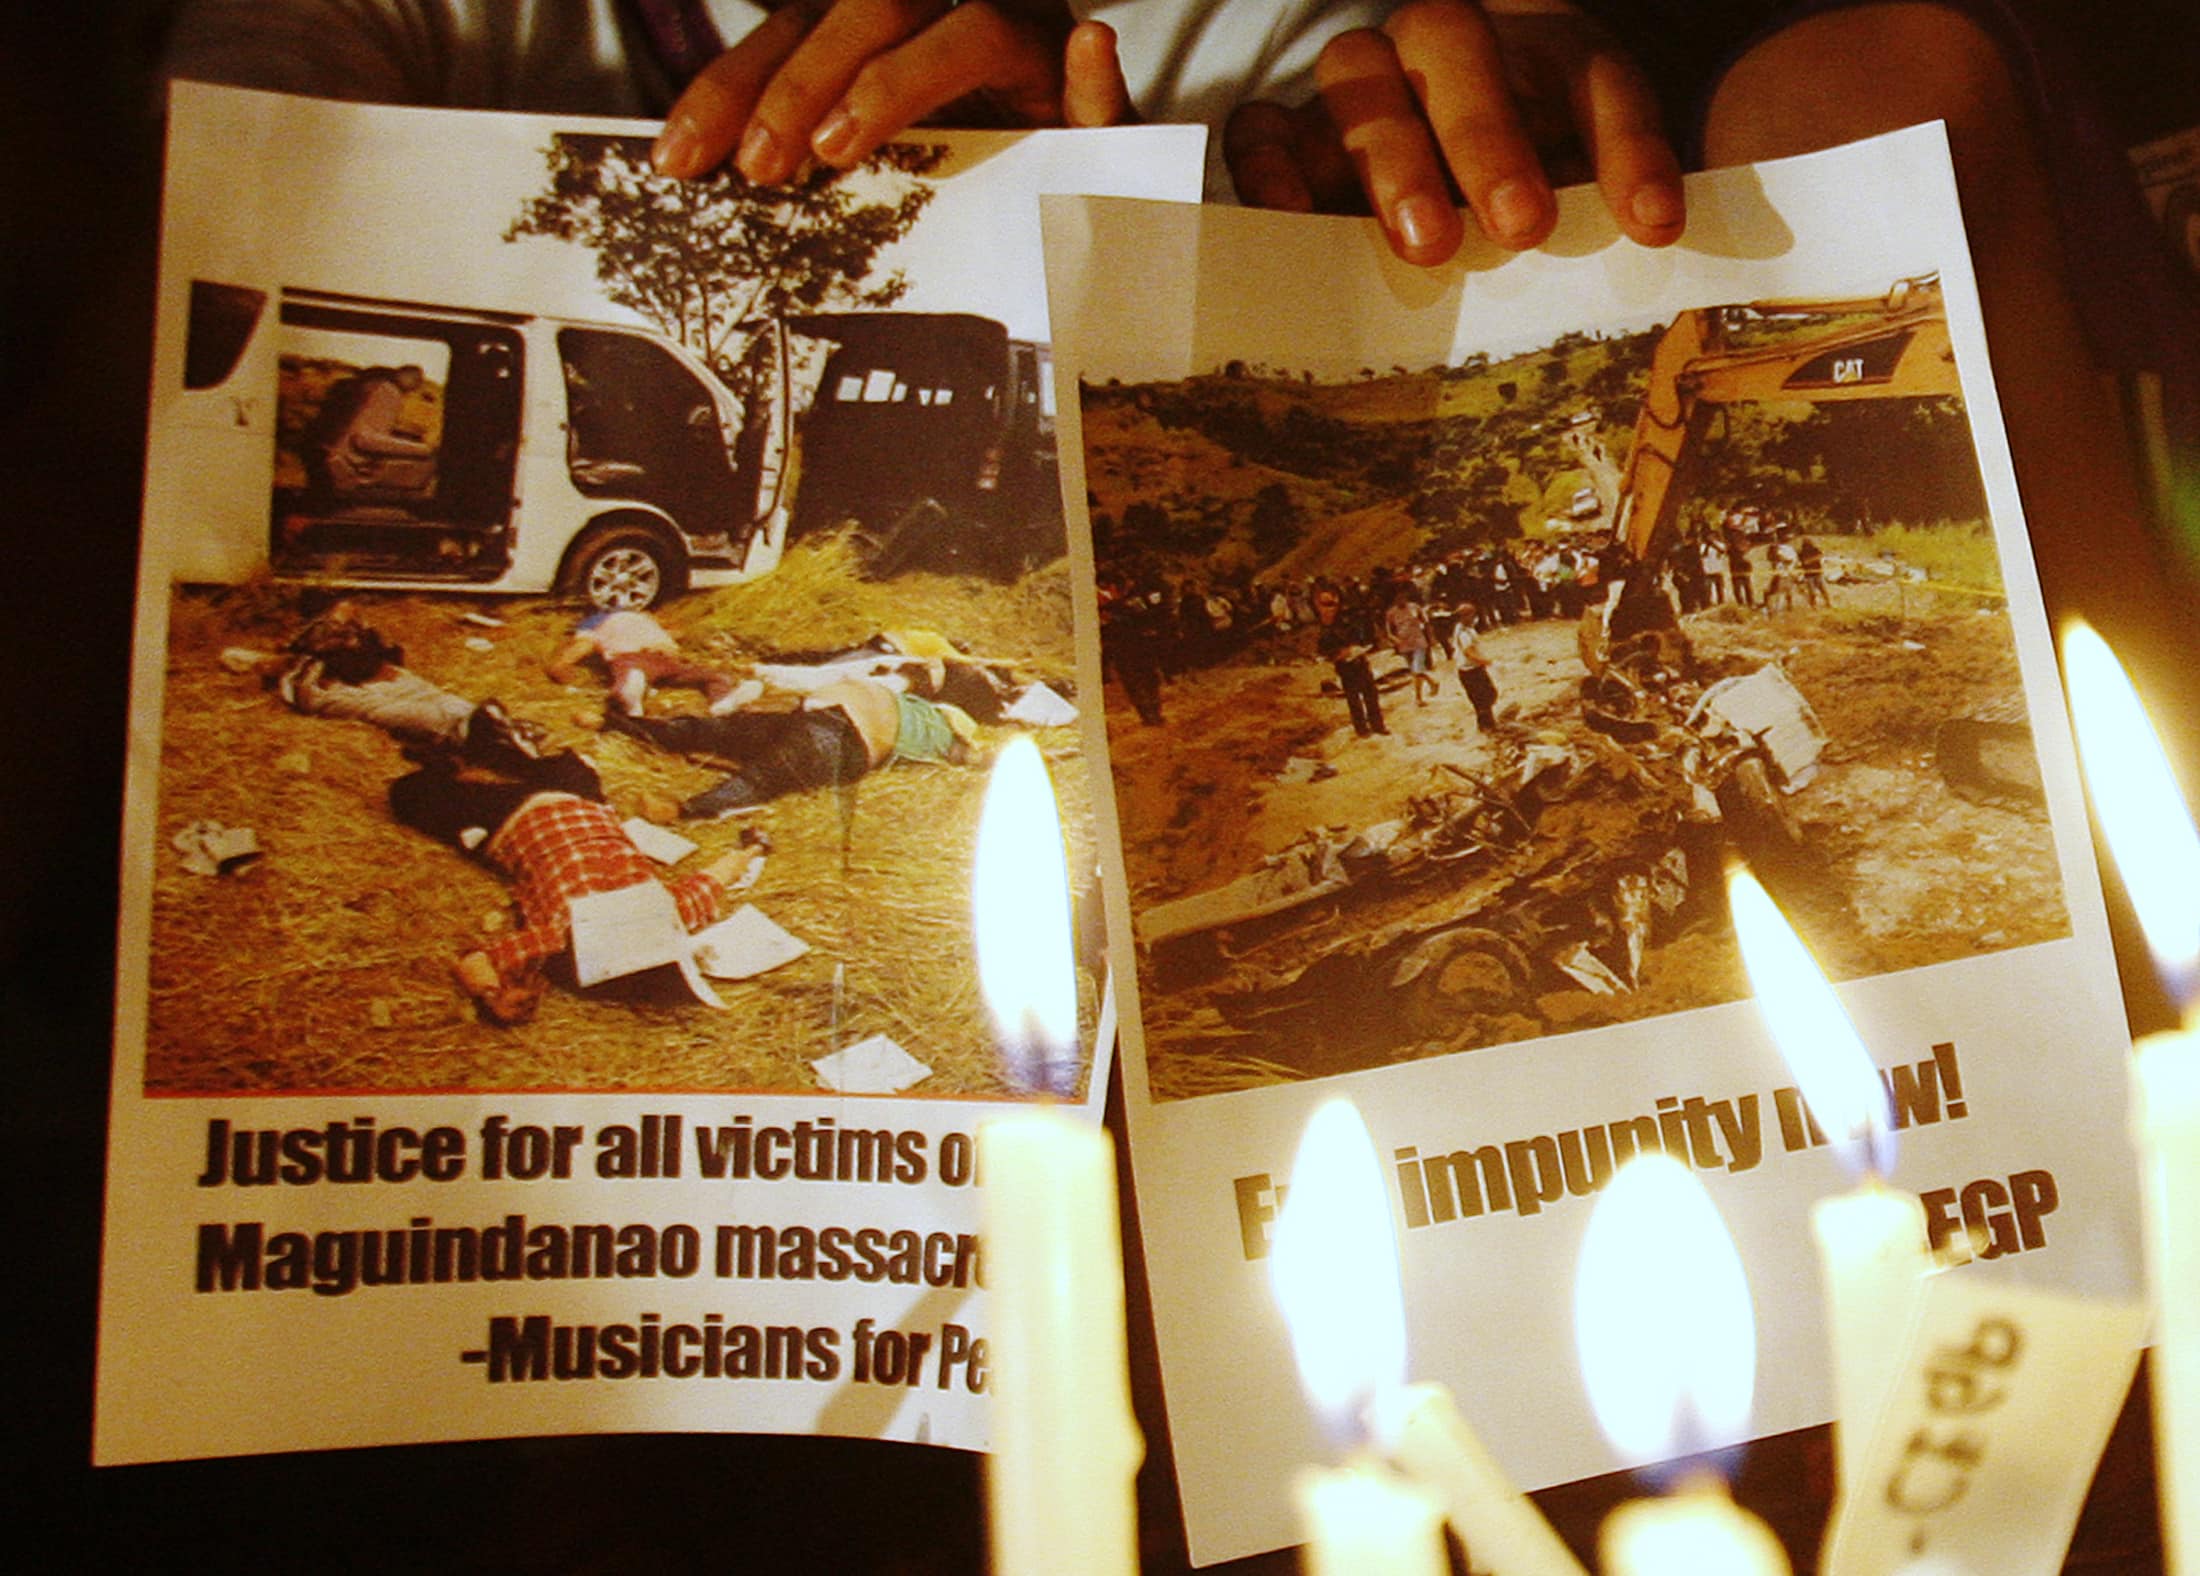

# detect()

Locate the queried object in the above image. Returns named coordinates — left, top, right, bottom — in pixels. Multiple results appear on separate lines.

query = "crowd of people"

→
left=1676, top=506, right=1832, bottom=614
left=1099, top=505, right=1836, bottom=730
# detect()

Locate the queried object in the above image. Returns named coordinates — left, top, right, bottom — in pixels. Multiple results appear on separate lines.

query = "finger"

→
left=1315, top=27, right=1465, bottom=264
left=652, top=3, right=820, bottom=178
left=744, top=0, right=954, bottom=183
left=1384, top=0, right=1554, bottom=250
left=1063, top=20, right=1134, bottom=128
left=1225, top=100, right=1360, bottom=213
left=813, top=4, right=1065, bottom=167
left=1289, top=99, right=1368, bottom=213
left=1569, top=46, right=1685, bottom=245
left=1224, top=100, right=1317, bottom=212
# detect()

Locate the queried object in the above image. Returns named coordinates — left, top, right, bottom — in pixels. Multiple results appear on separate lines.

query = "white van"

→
left=155, top=284, right=792, bottom=608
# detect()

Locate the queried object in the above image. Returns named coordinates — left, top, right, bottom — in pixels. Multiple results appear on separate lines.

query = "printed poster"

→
left=95, top=82, right=1200, bottom=1465
left=1043, top=125, right=2142, bottom=1565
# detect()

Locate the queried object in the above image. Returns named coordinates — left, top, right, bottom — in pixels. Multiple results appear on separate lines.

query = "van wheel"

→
left=566, top=525, right=684, bottom=610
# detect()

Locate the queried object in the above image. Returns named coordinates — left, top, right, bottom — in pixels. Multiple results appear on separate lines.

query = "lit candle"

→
left=972, top=736, right=1141, bottom=1576
left=1272, top=1099, right=1448, bottom=1576
left=1369, top=1384, right=1588, bottom=1576
left=1807, top=1180, right=1931, bottom=1490
left=1727, top=866, right=1932, bottom=1498
left=1575, top=1152, right=1790, bottom=1576
left=1597, top=1483, right=1792, bottom=1576
left=2134, top=1040, right=2200, bottom=1576
left=2063, top=621, right=2200, bottom=1576
left=1295, top=1463, right=1448, bottom=1576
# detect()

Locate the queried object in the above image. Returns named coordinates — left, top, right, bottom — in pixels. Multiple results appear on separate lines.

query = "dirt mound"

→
left=1106, top=586, right=2067, bottom=1102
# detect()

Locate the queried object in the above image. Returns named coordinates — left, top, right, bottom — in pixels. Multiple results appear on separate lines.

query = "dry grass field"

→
left=138, top=537, right=1099, bottom=1099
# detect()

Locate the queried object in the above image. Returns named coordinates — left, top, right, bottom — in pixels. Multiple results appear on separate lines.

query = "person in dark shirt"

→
left=1312, top=583, right=1387, bottom=738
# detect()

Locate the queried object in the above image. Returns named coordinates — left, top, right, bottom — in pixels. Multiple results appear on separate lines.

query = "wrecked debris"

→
left=1139, top=662, right=1831, bottom=1061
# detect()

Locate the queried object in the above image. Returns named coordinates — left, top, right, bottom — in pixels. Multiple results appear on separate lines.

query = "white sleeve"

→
left=159, top=0, right=673, bottom=115
left=1070, top=0, right=1393, bottom=200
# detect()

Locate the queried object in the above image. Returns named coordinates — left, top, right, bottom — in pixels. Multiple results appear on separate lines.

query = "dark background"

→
left=8, top=3, right=2198, bottom=1569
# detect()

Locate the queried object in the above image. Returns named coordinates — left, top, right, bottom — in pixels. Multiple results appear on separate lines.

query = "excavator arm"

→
left=1612, top=275, right=1962, bottom=568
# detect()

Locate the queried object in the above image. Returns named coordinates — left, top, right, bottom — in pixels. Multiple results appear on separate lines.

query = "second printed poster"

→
left=1044, top=126, right=2142, bottom=1566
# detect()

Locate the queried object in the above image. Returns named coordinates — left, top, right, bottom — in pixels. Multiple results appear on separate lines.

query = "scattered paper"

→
left=811, top=1033, right=932, bottom=1094
left=464, top=636, right=496, bottom=652
left=1003, top=680, right=1078, bottom=727
left=621, top=817, right=696, bottom=866
left=691, top=904, right=809, bottom=980
left=458, top=611, right=505, bottom=628
left=172, top=819, right=262, bottom=876
left=566, top=881, right=721, bottom=1005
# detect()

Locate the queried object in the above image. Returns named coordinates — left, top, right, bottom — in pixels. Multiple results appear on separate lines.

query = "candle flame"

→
left=1271, top=1098, right=1408, bottom=1438
left=1728, top=866, right=1894, bottom=1174
left=2061, top=621, right=2200, bottom=1006
left=972, top=736, right=1080, bottom=1094
left=1575, top=1153, right=1756, bottom=1468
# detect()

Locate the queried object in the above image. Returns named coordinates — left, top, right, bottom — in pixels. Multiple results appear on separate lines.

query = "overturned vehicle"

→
left=1134, top=662, right=1826, bottom=1072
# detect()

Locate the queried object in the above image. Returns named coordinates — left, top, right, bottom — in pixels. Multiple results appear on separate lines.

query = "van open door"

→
left=271, top=293, right=525, bottom=584
left=778, top=311, right=1066, bottom=578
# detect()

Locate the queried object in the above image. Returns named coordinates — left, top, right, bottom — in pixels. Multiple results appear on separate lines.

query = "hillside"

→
left=1080, top=330, right=1658, bottom=582
left=1079, top=311, right=1989, bottom=587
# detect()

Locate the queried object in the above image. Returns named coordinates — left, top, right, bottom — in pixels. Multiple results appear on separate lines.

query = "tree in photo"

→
left=505, top=135, right=950, bottom=394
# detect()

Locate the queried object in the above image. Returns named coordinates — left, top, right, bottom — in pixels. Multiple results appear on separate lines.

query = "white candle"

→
left=1274, top=1101, right=1451, bottom=1569
left=1297, top=1459, right=1448, bottom=1576
left=1599, top=1478, right=1791, bottom=1576
left=1728, top=867, right=1932, bottom=1500
left=971, top=736, right=1141, bottom=1576
left=1810, top=1179, right=1932, bottom=1495
left=980, top=1108, right=1142, bottom=1576
left=2135, top=1023, right=2200, bottom=1575
left=1371, top=1382, right=1587, bottom=1575
left=2063, top=620, right=2200, bottom=1574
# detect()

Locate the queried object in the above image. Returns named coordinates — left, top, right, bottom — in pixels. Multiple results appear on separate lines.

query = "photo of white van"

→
left=165, top=282, right=794, bottom=609
left=163, top=284, right=1067, bottom=606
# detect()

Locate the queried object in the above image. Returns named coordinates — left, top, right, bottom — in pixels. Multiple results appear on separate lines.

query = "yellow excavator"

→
left=1600, top=272, right=1961, bottom=653
left=1591, top=273, right=2035, bottom=807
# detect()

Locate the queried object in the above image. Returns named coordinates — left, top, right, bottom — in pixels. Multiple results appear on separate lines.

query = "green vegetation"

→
left=1083, top=313, right=1990, bottom=586
left=505, top=133, right=948, bottom=395
left=1856, top=521, right=2004, bottom=593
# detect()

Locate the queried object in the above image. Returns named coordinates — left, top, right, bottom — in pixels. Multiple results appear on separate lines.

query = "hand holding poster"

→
left=95, top=83, right=1201, bottom=1466
left=1043, top=124, right=2142, bottom=1565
